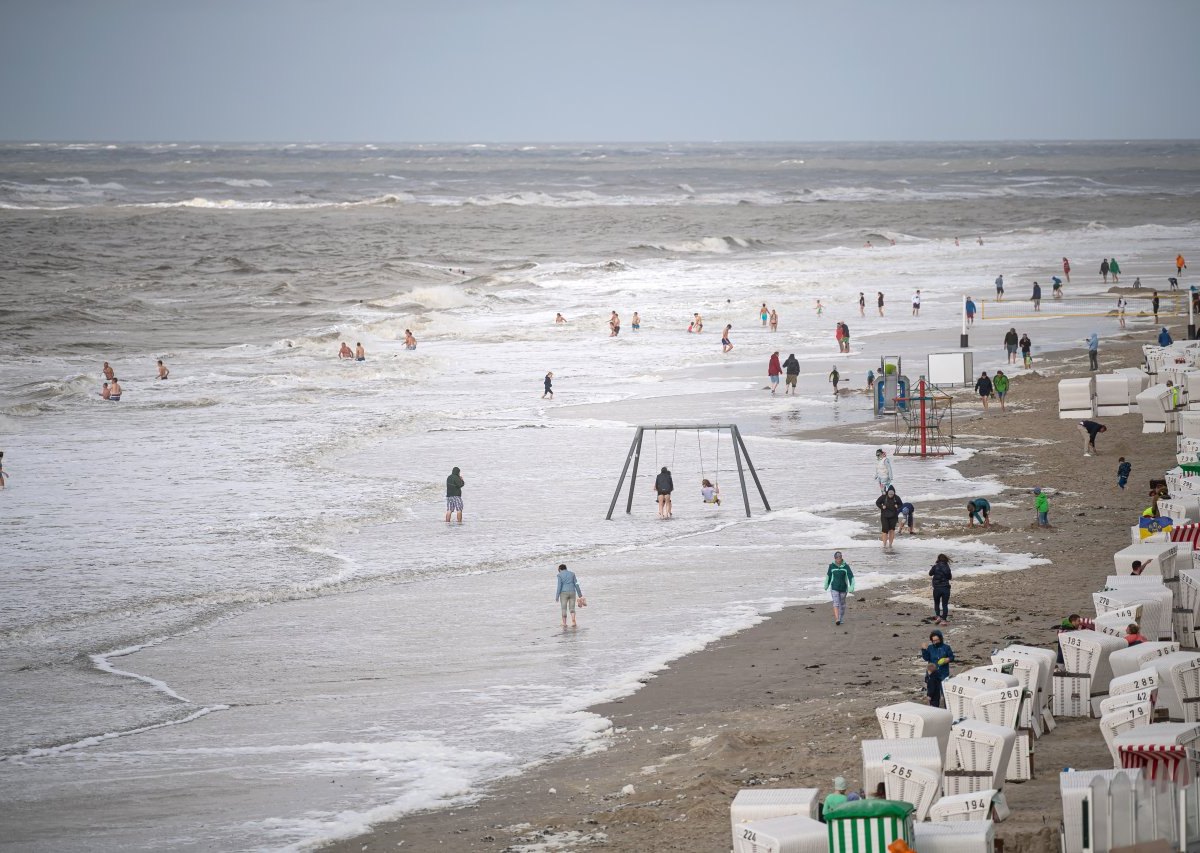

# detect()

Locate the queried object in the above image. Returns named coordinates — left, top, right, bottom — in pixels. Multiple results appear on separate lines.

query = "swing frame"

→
left=605, top=424, right=771, bottom=519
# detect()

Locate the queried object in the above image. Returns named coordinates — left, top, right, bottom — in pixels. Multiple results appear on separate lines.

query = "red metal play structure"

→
left=892, top=376, right=955, bottom=457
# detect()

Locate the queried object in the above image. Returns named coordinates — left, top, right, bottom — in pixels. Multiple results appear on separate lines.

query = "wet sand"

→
left=324, top=328, right=1179, bottom=853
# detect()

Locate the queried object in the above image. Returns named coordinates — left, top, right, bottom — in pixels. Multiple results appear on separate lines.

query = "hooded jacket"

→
left=921, top=631, right=956, bottom=679
left=768, top=353, right=782, bottom=376
left=446, top=467, right=464, bottom=496
left=654, top=468, right=674, bottom=494
left=782, top=354, right=800, bottom=376
left=876, top=490, right=903, bottom=519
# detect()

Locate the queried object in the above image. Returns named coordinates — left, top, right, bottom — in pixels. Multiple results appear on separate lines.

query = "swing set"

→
left=605, top=424, right=771, bottom=519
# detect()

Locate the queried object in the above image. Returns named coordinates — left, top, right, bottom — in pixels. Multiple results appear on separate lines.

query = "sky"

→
left=1, top=0, right=1197, bottom=143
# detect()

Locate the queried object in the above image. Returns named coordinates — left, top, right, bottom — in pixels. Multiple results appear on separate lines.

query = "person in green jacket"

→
left=993, top=370, right=1010, bottom=412
left=824, top=550, right=856, bottom=625
left=1034, top=487, right=1050, bottom=527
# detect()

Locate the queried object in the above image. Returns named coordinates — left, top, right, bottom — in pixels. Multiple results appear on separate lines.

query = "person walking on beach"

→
left=967, top=498, right=991, bottom=527
left=157, top=359, right=169, bottom=380
left=445, top=467, right=465, bottom=523
left=782, top=353, right=800, bottom=395
left=1152, top=291, right=1161, bottom=324
left=859, top=292, right=866, bottom=317
left=995, top=275, right=1004, bottom=300
left=876, top=486, right=903, bottom=549
left=841, top=322, right=850, bottom=352
left=1117, top=457, right=1132, bottom=490
left=1178, top=254, right=1188, bottom=276
left=974, top=370, right=993, bottom=411
left=965, top=296, right=976, bottom=327
left=1101, top=258, right=1110, bottom=283
left=993, top=370, right=1009, bottom=411
left=1033, top=487, right=1050, bottom=527
left=911, top=290, right=921, bottom=317
left=1019, top=333, right=1033, bottom=368
left=922, top=629, right=956, bottom=682
left=654, top=466, right=674, bottom=519
left=1004, top=328, right=1019, bottom=364
left=767, top=351, right=782, bottom=395
left=760, top=303, right=769, bottom=327
left=1063, top=257, right=1071, bottom=282
left=877, top=291, right=885, bottom=316
left=1110, top=257, right=1121, bottom=283
left=815, top=299, right=824, bottom=316
left=1079, top=419, right=1107, bottom=456
left=0, top=450, right=6, bottom=489
left=555, top=564, right=583, bottom=628
left=834, top=322, right=845, bottom=352
left=721, top=324, right=733, bottom=353
left=866, top=369, right=875, bottom=392
left=824, top=551, right=855, bottom=626
left=929, top=553, right=952, bottom=624
left=542, top=371, right=554, bottom=399
left=874, top=448, right=893, bottom=492
left=1087, top=332, right=1099, bottom=371
left=769, top=309, right=778, bottom=332
left=1031, top=281, right=1041, bottom=311
left=828, top=366, right=840, bottom=396
left=1118, top=296, right=1128, bottom=328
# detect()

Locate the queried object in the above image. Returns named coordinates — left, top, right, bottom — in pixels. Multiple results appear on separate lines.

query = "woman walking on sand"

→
left=929, top=553, right=952, bottom=625
left=824, top=550, right=856, bottom=626
left=555, top=564, right=583, bottom=628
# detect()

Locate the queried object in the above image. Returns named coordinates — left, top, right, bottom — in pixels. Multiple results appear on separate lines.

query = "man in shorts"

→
left=1004, top=327, right=1019, bottom=364
left=782, top=353, right=800, bottom=395
left=995, top=274, right=1004, bottom=300
left=445, top=466, right=465, bottom=522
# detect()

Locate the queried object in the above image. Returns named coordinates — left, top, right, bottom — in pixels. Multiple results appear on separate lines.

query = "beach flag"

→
left=1140, top=516, right=1174, bottom=539
left=1172, top=522, right=1200, bottom=549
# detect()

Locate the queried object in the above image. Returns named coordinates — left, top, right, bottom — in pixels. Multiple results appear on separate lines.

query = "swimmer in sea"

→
left=631, top=311, right=641, bottom=331
left=109, top=377, right=122, bottom=401
left=157, top=359, right=169, bottom=380
left=555, top=313, right=567, bottom=324
left=760, top=303, right=769, bottom=326
left=338, top=341, right=353, bottom=359
left=609, top=311, right=620, bottom=337
left=858, top=292, right=865, bottom=317
left=543, top=371, right=553, bottom=399
left=693, top=313, right=704, bottom=333
left=355, top=342, right=365, bottom=362
left=815, top=299, right=824, bottom=316
left=721, top=324, right=734, bottom=353
left=769, top=308, right=778, bottom=331
left=877, top=291, right=884, bottom=316
left=100, top=381, right=111, bottom=400
left=103, top=361, right=115, bottom=381
left=0, top=451, right=6, bottom=489
left=404, top=329, right=417, bottom=350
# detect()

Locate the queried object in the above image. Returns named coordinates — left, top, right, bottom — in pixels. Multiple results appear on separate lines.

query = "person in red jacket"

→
left=767, top=351, right=782, bottom=395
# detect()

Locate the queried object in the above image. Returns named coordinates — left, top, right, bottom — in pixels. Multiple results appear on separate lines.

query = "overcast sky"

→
left=1, top=0, right=1197, bottom=142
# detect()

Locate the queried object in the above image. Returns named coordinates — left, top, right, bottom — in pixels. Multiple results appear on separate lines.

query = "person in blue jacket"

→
left=921, top=629, right=956, bottom=680
left=824, top=551, right=856, bottom=626
left=555, top=563, right=583, bottom=628
left=1159, top=327, right=1174, bottom=347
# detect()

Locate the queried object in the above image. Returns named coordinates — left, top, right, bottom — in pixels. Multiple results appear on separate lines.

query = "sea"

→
left=1, top=141, right=1198, bottom=851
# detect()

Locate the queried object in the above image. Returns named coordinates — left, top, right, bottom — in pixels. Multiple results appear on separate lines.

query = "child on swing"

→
left=701, top=478, right=721, bottom=505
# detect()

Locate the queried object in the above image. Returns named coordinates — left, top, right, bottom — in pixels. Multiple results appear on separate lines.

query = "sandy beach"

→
left=323, top=327, right=1181, bottom=853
